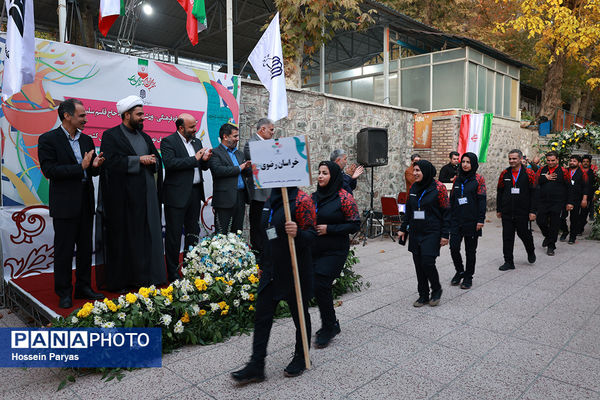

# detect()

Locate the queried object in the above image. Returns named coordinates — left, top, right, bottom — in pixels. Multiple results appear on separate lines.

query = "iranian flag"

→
left=178, top=0, right=207, bottom=46
left=99, top=0, right=124, bottom=37
left=458, top=113, right=493, bottom=163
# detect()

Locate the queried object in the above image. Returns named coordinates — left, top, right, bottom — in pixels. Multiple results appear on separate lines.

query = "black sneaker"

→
left=284, top=353, right=307, bottom=377
left=568, top=238, right=575, bottom=245
left=559, top=233, right=568, bottom=242
left=413, top=296, right=429, bottom=307
left=542, top=238, right=549, bottom=247
left=547, top=247, right=555, bottom=256
left=499, top=262, right=515, bottom=271
left=460, top=278, right=472, bottom=289
left=429, top=289, right=443, bottom=306
left=231, top=362, right=265, bottom=384
left=315, top=320, right=341, bottom=349
left=450, top=272, right=463, bottom=286
left=527, top=252, right=536, bottom=264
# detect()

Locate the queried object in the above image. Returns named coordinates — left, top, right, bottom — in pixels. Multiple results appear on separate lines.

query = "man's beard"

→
left=131, top=119, right=144, bottom=131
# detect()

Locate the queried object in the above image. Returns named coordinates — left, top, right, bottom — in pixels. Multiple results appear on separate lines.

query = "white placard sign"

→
left=248, top=136, right=311, bottom=189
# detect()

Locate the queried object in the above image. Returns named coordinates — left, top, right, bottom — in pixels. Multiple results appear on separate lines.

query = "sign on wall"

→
left=248, top=136, right=311, bottom=188
left=413, top=110, right=458, bottom=148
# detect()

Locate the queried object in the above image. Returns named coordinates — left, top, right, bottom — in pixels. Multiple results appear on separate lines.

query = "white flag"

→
left=248, top=12, right=288, bottom=122
left=2, top=0, right=35, bottom=100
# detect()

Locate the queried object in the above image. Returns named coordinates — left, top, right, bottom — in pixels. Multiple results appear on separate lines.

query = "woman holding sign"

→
left=311, top=161, right=360, bottom=348
left=397, top=160, right=450, bottom=307
left=231, top=187, right=316, bottom=383
left=448, top=152, right=487, bottom=289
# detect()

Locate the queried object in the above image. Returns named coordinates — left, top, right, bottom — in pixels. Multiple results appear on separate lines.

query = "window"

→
left=401, top=66, right=430, bottom=111
left=433, top=61, right=465, bottom=109
left=495, top=73, right=503, bottom=115
left=468, top=62, right=477, bottom=109
left=432, top=48, right=466, bottom=63
left=352, top=77, right=374, bottom=101
left=477, top=65, right=486, bottom=111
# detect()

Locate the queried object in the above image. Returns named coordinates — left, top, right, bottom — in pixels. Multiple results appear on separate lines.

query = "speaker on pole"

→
left=356, top=127, right=388, bottom=167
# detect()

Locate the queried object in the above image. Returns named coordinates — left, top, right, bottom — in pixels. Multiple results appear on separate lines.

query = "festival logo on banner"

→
left=127, top=58, right=156, bottom=100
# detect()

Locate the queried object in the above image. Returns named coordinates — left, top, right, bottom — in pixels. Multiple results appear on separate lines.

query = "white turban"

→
left=116, top=95, right=143, bottom=115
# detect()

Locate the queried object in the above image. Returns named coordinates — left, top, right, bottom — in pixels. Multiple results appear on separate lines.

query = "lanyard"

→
left=570, top=169, right=576, bottom=179
left=511, top=167, right=521, bottom=187
left=268, top=209, right=274, bottom=225
left=417, top=190, right=428, bottom=210
left=460, top=178, right=471, bottom=197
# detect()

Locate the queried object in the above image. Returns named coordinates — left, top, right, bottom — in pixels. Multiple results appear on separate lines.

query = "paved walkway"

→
left=1, top=212, right=600, bottom=399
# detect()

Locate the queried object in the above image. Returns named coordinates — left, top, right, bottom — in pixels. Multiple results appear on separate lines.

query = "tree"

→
left=496, top=0, right=600, bottom=119
left=272, top=0, right=375, bottom=88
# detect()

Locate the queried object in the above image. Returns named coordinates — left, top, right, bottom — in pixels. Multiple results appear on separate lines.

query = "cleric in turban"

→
left=98, top=95, right=166, bottom=292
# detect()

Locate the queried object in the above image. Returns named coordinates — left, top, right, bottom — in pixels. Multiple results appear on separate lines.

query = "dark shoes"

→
left=499, top=262, right=515, bottom=271
left=231, top=362, right=265, bottom=384
left=450, top=272, right=463, bottom=286
left=547, top=247, right=555, bottom=256
left=74, top=287, right=104, bottom=300
left=460, top=278, right=472, bottom=289
left=559, top=233, right=568, bottom=242
left=315, top=320, right=341, bottom=349
left=568, top=238, right=576, bottom=245
left=284, top=353, right=307, bottom=377
left=413, top=296, right=429, bottom=307
left=542, top=237, right=549, bottom=247
left=527, top=252, right=536, bottom=264
left=59, top=296, right=72, bottom=309
left=429, top=289, right=443, bottom=306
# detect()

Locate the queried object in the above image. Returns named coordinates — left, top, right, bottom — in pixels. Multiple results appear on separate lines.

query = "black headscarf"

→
left=411, top=159, right=436, bottom=194
left=457, top=152, right=479, bottom=182
left=313, top=161, right=343, bottom=205
left=268, top=187, right=299, bottom=211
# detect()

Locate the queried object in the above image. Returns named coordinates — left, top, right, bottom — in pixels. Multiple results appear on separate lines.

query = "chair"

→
left=397, top=192, right=408, bottom=205
left=381, top=196, right=402, bottom=240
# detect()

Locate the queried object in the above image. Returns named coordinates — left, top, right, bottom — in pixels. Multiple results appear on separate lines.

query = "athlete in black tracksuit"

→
left=560, top=156, right=589, bottom=243
left=536, top=151, right=571, bottom=255
left=497, top=150, right=538, bottom=270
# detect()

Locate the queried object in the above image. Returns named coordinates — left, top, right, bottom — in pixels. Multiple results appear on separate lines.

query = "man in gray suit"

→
left=244, top=118, right=274, bottom=256
left=209, top=123, right=252, bottom=234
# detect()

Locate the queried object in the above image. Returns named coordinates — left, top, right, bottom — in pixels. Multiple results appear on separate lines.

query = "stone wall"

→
left=430, top=113, right=541, bottom=209
left=239, top=79, right=416, bottom=213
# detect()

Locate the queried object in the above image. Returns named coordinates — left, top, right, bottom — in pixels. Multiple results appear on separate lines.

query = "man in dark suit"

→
left=161, top=113, right=212, bottom=282
left=209, top=123, right=252, bottom=234
left=38, top=98, right=105, bottom=308
left=243, top=118, right=274, bottom=256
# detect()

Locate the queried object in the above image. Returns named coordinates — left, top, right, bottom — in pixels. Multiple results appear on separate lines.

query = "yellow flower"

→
left=194, top=278, right=207, bottom=291
left=552, top=142, right=558, bottom=146
left=138, top=287, right=150, bottom=298
left=199, top=309, right=206, bottom=316
left=596, top=190, right=600, bottom=195
left=551, top=147, right=556, bottom=151
left=227, top=280, right=234, bottom=286
left=248, top=274, right=259, bottom=284
left=248, top=305, right=254, bottom=311
left=562, top=140, right=566, bottom=144
left=221, top=308, right=229, bottom=316
left=180, top=312, right=190, bottom=323
left=103, top=298, right=118, bottom=312
left=215, top=277, right=225, bottom=283
left=76, top=302, right=94, bottom=318
left=218, top=301, right=228, bottom=309
left=126, top=293, right=137, bottom=304
left=160, top=286, right=173, bottom=297
left=574, top=132, right=578, bottom=137
left=249, top=293, right=255, bottom=301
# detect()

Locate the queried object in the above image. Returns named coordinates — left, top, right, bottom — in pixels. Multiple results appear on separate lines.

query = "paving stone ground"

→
left=1, top=212, right=600, bottom=399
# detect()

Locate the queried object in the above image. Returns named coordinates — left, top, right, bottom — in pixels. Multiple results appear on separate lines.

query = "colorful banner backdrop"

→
left=249, top=136, right=311, bottom=189
left=0, top=36, right=241, bottom=207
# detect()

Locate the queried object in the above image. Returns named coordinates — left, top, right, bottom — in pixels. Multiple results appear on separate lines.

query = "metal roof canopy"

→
left=31, top=0, right=532, bottom=76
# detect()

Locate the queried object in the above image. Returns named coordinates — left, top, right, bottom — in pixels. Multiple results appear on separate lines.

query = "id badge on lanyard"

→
left=511, top=168, right=521, bottom=194
left=458, top=182, right=468, bottom=205
left=266, top=210, right=278, bottom=240
left=414, top=190, right=427, bottom=220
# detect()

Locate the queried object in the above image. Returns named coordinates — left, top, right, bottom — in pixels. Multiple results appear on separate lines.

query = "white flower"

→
left=160, top=314, right=172, bottom=326
left=240, top=291, right=249, bottom=300
left=164, top=298, right=172, bottom=306
left=173, top=320, right=184, bottom=334
left=144, top=298, right=155, bottom=312
left=191, top=304, right=200, bottom=314
left=117, top=296, right=127, bottom=308
left=180, top=294, right=190, bottom=302
left=94, top=316, right=103, bottom=326
left=117, top=312, right=126, bottom=321
left=101, top=321, right=115, bottom=328
left=340, top=272, right=345, bottom=277
left=71, top=316, right=79, bottom=324
left=332, top=279, right=337, bottom=285
left=242, top=284, right=250, bottom=291
left=210, top=303, right=220, bottom=312
left=224, top=286, right=233, bottom=295
left=233, top=299, right=240, bottom=307
left=203, top=293, right=210, bottom=301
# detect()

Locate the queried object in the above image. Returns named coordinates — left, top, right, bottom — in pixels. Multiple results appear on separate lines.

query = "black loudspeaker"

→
left=356, top=127, right=388, bottom=167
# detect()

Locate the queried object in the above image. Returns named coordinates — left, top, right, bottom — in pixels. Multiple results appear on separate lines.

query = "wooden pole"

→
left=281, top=187, right=311, bottom=370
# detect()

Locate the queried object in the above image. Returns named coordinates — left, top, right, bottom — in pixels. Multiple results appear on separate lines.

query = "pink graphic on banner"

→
left=73, top=98, right=204, bottom=148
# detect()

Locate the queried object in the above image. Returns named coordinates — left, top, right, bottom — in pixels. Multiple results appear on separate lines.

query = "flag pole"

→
left=281, top=187, right=311, bottom=370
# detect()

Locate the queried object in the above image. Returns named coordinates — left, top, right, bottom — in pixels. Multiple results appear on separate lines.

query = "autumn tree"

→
left=273, top=0, right=375, bottom=88
left=496, top=0, right=600, bottom=119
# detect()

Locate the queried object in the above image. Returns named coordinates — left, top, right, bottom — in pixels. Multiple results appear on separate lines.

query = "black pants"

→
left=537, top=207, right=561, bottom=249
left=214, top=189, right=246, bottom=234
left=164, top=185, right=202, bottom=282
left=449, top=233, right=478, bottom=280
left=249, top=200, right=265, bottom=257
left=412, top=253, right=441, bottom=299
left=52, top=189, right=93, bottom=298
left=314, top=273, right=337, bottom=329
left=560, top=205, right=581, bottom=241
left=251, top=283, right=311, bottom=364
left=502, top=216, right=535, bottom=264
left=579, top=206, right=590, bottom=234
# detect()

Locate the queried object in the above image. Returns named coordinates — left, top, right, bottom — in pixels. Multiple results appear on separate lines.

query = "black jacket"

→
left=400, top=180, right=450, bottom=257
left=208, top=144, right=252, bottom=208
left=566, top=167, right=589, bottom=204
left=161, top=132, right=209, bottom=207
left=38, top=127, right=99, bottom=218
left=312, top=189, right=360, bottom=277
left=439, top=163, right=458, bottom=183
left=537, top=166, right=569, bottom=211
left=449, top=174, right=487, bottom=235
left=496, top=167, right=537, bottom=217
